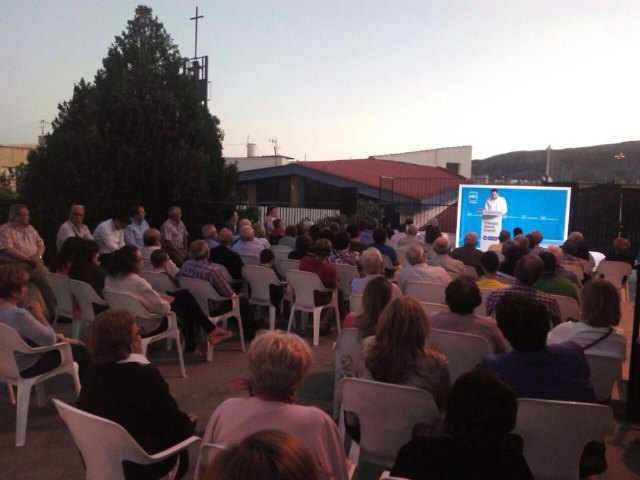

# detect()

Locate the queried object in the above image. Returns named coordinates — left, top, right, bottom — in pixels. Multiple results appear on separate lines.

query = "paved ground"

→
left=2, top=307, right=640, bottom=479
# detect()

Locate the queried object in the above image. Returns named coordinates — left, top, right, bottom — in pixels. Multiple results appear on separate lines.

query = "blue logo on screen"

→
left=468, top=192, right=478, bottom=204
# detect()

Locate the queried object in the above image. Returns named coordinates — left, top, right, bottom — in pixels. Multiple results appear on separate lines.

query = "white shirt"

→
left=484, top=195, right=508, bottom=215
left=547, top=321, right=626, bottom=360
left=124, top=219, right=150, bottom=247
left=56, top=220, right=93, bottom=251
left=232, top=239, right=265, bottom=257
left=140, top=245, right=180, bottom=277
left=93, top=219, right=125, bottom=254
left=399, top=263, right=451, bottom=291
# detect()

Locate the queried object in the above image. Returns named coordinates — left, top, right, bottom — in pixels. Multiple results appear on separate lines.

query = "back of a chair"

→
left=349, top=294, right=363, bottom=315
left=586, top=354, right=623, bottom=402
left=595, top=260, right=632, bottom=289
left=334, top=263, right=360, bottom=297
left=179, top=276, right=227, bottom=317
left=196, top=443, right=228, bottom=480
left=463, top=264, right=479, bottom=280
left=396, top=247, right=409, bottom=267
left=334, top=328, right=362, bottom=378
left=69, top=280, right=105, bottom=323
left=53, top=398, right=156, bottom=479
left=404, top=282, right=446, bottom=304
left=514, top=398, right=614, bottom=480
left=44, top=271, right=74, bottom=316
left=420, top=302, right=449, bottom=319
left=0, top=324, right=24, bottom=379
left=287, top=270, right=326, bottom=309
left=239, top=254, right=260, bottom=266
left=476, top=288, right=496, bottom=316
left=277, top=258, right=300, bottom=278
left=550, top=294, right=581, bottom=322
left=139, top=270, right=176, bottom=295
left=429, top=329, right=492, bottom=383
left=103, top=289, right=154, bottom=322
left=341, top=378, right=441, bottom=468
left=243, top=265, right=279, bottom=303
left=562, top=263, right=585, bottom=283
left=270, top=245, right=292, bottom=265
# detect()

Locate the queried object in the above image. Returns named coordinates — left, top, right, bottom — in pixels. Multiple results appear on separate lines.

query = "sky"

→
left=1, top=0, right=640, bottom=161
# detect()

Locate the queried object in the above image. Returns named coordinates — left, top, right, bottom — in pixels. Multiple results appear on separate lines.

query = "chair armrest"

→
left=148, top=435, right=202, bottom=461
left=27, top=341, right=70, bottom=355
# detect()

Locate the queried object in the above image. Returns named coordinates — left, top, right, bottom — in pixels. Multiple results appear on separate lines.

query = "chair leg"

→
left=173, top=329, right=187, bottom=378
left=15, top=382, right=33, bottom=447
left=71, top=363, right=81, bottom=395
left=287, top=306, right=296, bottom=333
left=6, top=381, right=16, bottom=405
left=313, top=307, right=322, bottom=346
left=206, top=344, right=214, bottom=362
left=71, top=318, right=82, bottom=340
left=236, top=308, right=246, bottom=353
left=269, top=305, right=276, bottom=330
left=140, top=339, right=150, bottom=357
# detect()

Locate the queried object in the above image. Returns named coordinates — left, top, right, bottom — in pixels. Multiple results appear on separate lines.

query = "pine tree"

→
left=20, top=6, right=235, bottom=247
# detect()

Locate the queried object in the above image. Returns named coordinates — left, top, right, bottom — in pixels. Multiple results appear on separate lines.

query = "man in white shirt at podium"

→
left=484, top=188, right=508, bottom=216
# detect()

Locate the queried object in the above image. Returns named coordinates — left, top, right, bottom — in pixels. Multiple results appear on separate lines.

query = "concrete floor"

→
left=2, top=309, right=640, bottom=480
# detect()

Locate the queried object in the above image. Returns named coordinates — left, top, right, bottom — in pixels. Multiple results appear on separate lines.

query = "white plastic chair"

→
left=476, top=288, right=499, bottom=316
left=195, top=443, right=228, bottom=480
left=403, top=282, right=447, bottom=304
left=380, top=472, right=411, bottom=480
left=463, top=264, right=479, bottom=280
left=242, top=265, right=283, bottom=330
left=595, top=261, right=633, bottom=302
left=69, top=279, right=108, bottom=340
left=277, top=258, right=300, bottom=278
left=239, top=254, right=260, bottom=266
left=0, top=324, right=81, bottom=446
left=420, top=302, right=449, bottom=319
left=349, top=294, right=363, bottom=315
left=286, top=270, right=341, bottom=346
left=270, top=245, right=292, bottom=265
left=340, top=378, right=442, bottom=469
left=550, top=294, right=581, bottom=322
left=139, top=270, right=177, bottom=295
left=332, top=328, right=362, bottom=419
left=179, top=276, right=246, bottom=356
left=561, top=263, right=585, bottom=284
left=381, top=254, right=397, bottom=280
left=44, top=271, right=74, bottom=328
left=590, top=251, right=606, bottom=271
left=514, top=398, right=614, bottom=480
left=53, top=399, right=201, bottom=480
left=429, top=329, right=492, bottom=383
left=586, top=353, right=623, bottom=403
left=103, top=289, right=186, bottom=377
left=334, top=263, right=360, bottom=299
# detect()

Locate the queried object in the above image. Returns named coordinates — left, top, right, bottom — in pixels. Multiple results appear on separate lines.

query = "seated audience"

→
left=150, top=249, right=179, bottom=287
left=56, top=204, right=93, bottom=252
left=350, top=248, right=401, bottom=297
left=606, top=237, right=635, bottom=266
left=431, top=276, right=509, bottom=354
left=141, top=228, right=180, bottom=277
left=263, top=205, right=278, bottom=237
left=397, top=224, right=423, bottom=247
left=399, top=243, right=450, bottom=292
left=343, top=276, right=395, bottom=336
left=278, top=225, right=297, bottom=249
left=482, top=293, right=594, bottom=402
left=222, top=208, right=239, bottom=236
left=548, top=279, right=626, bottom=360
left=201, top=224, right=219, bottom=249
left=498, top=240, right=526, bottom=277
left=77, top=309, right=194, bottom=480
left=361, top=296, right=450, bottom=410
left=346, top=224, right=366, bottom=254
left=288, top=234, right=313, bottom=260
left=106, top=245, right=231, bottom=353
left=371, top=227, right=398, bottom=266
left=232, top=226, right=266, bottom=258
left=427, top=237, right=465, bottom=279
left=358, top=218, right=377, bottom=247
left=560, top=238, right=585, bottom=278
left=93, top=211, right=130, bottom=266
left=476, top=251, right=509, bottom=290
left=124, top=205, right=149, bottom=248
left=451, top=232, right=484, bottom=277
left=391, top=370, right=533, bottom=480
left=209, top=228, right=244, bottom=281
left=486, top=254, right=561, bottom=327
left=160, top=206, right=189, bottom=267
left=547, top=245, right=581, bottom=286
left=203, top=430, right=321, bottom=480
left=270, top=218, right=285, bottom=244
left=529, top=230, right=545, bottom=253
left=202, top=331, right=349, bottom=480
left=488, top=229, right=510, bottom=253
left=67, top=239, right=106, bottom=297
left=180, top=240, right=261, bottom=341
left=259, top=248, right=285, bottom=316
left=330, top=231, right=360, bottom=267
left=299, top=239, right=338, bottom=333
left=253, top=223, right=271, bottom=250
left=535, top=251, right=580, bottom=303
left=423, top=223, right=442, bottom=260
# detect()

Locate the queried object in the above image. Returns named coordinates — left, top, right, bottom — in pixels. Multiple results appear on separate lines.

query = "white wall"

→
left=376, top=146, right=472, bottom=178
left=227, top=155, right=292, bottom=172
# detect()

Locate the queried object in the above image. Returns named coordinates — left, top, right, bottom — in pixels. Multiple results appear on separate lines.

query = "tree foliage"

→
left=20, top=5, right=235, bottom=247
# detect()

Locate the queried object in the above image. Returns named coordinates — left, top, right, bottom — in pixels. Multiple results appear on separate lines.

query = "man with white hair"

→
left=56, top=204, right=93, bottom=251
left=397, top=224, right=423, bottom=247
left=232, top=225, right=265, bottom=258
left=399, top=243, right=450, bottom=292
left=428, top=236, right=466, bottom=279
left=350, top=248, right=402, bottom=296
left=202, top=224, right=219, bottom=249
left=451, top=232, right=484, bottom=277
left=160, top=205, right=188, bottom=266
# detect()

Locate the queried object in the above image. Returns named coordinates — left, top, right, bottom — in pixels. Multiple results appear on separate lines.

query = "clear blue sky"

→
left=1, top=1, right=639, bottom=160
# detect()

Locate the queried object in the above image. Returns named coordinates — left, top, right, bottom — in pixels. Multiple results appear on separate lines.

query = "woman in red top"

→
left=299, top=239, right=338, bottom=334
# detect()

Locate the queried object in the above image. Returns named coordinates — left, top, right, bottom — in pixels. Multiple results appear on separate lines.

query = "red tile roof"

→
left=295, top=157, right=464, bottom=200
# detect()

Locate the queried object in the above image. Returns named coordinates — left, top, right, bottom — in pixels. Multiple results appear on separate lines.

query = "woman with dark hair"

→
left=77, top=308, right=195, bottom=480
left=361, top=296, right=450, bottom=410
left=288, top=235, right=313, bottom=260
left=203, top=430, right=321, bottom=480
left=548, top=279, right=626, bottom=360
left=423, top=225, right=442, bottom=260
left=391, top=370, right=533, bottom=479
left=68, top=240, right=106, bottom=296
left=105, top=245, right=231, bottom=353
left=50, top=236, right=87, bottom=275
left=343, top=276, right=394, bottom=337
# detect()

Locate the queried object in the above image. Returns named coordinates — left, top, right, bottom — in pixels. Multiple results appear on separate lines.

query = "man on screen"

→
left=485, top=188, right=508, bottom=215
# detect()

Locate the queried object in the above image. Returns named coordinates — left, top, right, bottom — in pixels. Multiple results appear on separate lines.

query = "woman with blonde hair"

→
left=201, top=330, right=349, bottom=480
left=362, top=296, right=450, bottom=410
left=203, top=430, right=321, bottom=480
left=343, top=276, right=395, bottom=337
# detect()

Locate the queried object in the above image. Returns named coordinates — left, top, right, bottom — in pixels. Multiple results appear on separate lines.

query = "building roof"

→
left=294, top=157, right=464, bottom=201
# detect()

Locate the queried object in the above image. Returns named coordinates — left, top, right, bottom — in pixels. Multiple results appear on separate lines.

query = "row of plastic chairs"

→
left=338, top=377, right=614, bottom=479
